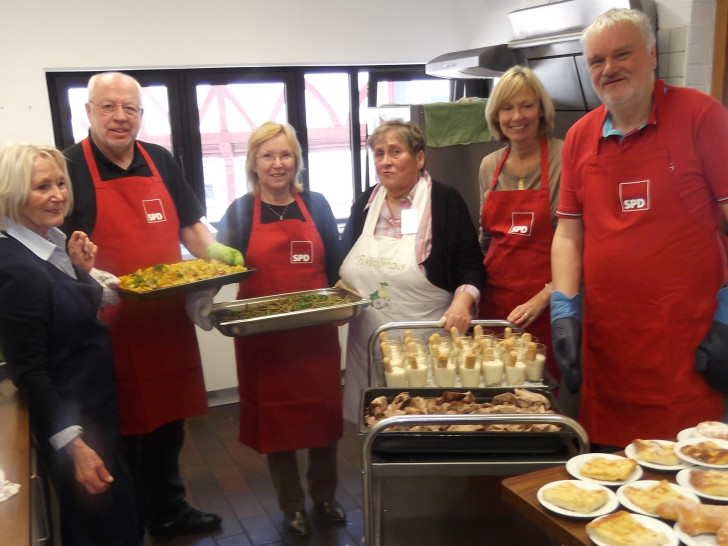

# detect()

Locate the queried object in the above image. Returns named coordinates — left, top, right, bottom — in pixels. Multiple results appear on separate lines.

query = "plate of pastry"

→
left=678, top=422, right=728, bottom=443
left=678, top=427, right=698, bottom=442
left=566, top=453, right=643, bottom=487
left=536, top=480, right=618, bottom=519
left=673, top=523, right=719, bottom=546
left=676, top=438, right=728, bottom=469
left=676, top=467, right=728, bottom=502
left=658, top=500, right=728, bottom=546
left=625, top=439, right=690, bottom=471
left=616, top=479, right=700, bottom=517
left=586, top=510, right=678, bottom=546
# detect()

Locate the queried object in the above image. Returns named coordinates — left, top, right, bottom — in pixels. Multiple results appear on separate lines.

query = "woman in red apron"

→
left=478, top=66, right=564, bottom=388
left=217, top=122, right=345, bottom=537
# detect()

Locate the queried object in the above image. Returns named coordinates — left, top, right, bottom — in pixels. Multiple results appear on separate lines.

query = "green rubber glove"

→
left=204, top=242, right=244, bottom=266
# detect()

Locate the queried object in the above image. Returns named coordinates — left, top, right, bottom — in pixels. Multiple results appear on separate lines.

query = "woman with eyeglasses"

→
left=217, top=122, right=345, bottom=537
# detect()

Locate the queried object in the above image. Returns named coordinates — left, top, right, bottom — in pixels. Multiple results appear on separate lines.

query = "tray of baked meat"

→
left=210, top=286, right=366, bottom=337
left=359, top=387, right=573, bottom=454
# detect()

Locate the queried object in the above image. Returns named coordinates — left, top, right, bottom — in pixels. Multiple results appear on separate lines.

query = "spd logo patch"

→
left=619, top=180, right=650, bottom=212
left=508, top=212, right=534, bottom=236
left=290, top=241, right=314, bottom=264
left=142, top=199, right=167, bottom=223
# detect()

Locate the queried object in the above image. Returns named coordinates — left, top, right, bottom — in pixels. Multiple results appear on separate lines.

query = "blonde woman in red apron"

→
left=478, top=66, right=564, bottom=388
left=217, top=122, right=345, bottom=537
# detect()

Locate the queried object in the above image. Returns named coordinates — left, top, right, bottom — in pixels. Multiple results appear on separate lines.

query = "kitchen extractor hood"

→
left=425, top=0, right=656, bottom=111
left=425, top=44, right=519, bottom=80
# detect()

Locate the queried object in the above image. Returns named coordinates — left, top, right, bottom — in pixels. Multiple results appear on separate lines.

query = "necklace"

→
left=262, top=200, right=292, bottom=221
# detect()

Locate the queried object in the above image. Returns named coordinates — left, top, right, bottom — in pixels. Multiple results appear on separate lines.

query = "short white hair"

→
left=87, top=71, right=143, bottom=104
left=582, top=8, right=656, bottom=51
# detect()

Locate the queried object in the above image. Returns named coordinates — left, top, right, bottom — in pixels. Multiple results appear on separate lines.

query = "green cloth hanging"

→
left=422, top=101, right=492, bottom=147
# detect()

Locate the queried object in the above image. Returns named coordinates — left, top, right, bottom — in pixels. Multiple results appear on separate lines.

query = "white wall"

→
left=656, top=0, right=717, bottom=92
left=0, top=0, right=516, bottom=144
left=0, top=0, right=715, bottom=143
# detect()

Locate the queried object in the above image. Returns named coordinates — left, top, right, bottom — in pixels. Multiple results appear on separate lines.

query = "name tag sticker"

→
left=401, top=208, right=418, bottom=234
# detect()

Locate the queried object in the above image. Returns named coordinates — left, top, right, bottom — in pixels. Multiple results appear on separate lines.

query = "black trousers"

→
left=121, top=419, right=188, bottom=529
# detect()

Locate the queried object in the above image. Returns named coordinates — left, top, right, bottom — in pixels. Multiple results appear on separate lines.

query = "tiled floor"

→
left=144, top=402, right=366, bottom=546
left=141, top=400, right=559, bottom=546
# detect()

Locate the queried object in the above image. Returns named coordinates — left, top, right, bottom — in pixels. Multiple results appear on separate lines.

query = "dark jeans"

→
left=121, top=419, right=188, bottom=529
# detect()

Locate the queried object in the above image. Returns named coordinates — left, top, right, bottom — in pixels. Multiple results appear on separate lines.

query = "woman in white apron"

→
left=339, top=121, right=486, bottom=424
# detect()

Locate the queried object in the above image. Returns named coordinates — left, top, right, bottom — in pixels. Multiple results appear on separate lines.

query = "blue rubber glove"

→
left=695, top=287, right=728, bottom=393
left=550, top=290, right=582, bottom=394
left=204, top=242, right=244, bottom=266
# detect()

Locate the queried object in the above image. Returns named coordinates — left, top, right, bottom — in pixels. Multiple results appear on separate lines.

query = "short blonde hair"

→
left=582, top=8, right=656, bottom=51
left=0, top=143, right=73, bottom=231
left=245, top=122, right=304, bottom=195
left=485, top=65, right=555, bottom=142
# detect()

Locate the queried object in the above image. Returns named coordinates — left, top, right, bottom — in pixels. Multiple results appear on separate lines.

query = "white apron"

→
left=339, top=178, right=451, bottom=423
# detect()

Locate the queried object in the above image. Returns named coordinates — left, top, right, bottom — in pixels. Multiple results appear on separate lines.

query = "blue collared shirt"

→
left=2, top=218, right=76, bottom=279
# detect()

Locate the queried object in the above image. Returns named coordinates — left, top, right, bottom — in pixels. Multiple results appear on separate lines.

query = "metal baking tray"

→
left=117, top=268, right=256, bottom=301
left=210, top=287, right=366, bottom=337
left=359, top=387, right=573, bottom=455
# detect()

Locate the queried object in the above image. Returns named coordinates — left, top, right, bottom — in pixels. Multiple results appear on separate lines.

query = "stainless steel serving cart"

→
left=360, top=320, right=589, bottom=546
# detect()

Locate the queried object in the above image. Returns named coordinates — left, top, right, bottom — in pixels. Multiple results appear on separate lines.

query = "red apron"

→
left=234, top=193, right=342, bottom=454
left=83, top=138, right=208, bottom=435
left=579, top=92, right=723, bottom=446
left=479, top=137, right=557, bottom=380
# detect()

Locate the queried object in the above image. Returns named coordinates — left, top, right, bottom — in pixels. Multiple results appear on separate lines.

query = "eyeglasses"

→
left=255, top=153, right=295, bottom=164
left=89, top=101, right=143, bottom=117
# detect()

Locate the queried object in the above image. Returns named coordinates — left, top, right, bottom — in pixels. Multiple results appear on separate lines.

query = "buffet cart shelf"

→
left=360, top=321, right=589, bottom=546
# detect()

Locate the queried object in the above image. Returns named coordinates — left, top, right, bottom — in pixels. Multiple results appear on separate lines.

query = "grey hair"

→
left=582, top=8, right=656, bottom=51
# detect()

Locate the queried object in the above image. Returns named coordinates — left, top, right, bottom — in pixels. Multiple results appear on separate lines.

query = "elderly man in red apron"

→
left=551, top=9, right=728, bottom=449
left=63, top=71, right=242, bottom=537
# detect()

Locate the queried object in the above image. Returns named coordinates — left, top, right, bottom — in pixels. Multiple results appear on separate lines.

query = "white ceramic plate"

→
left=566, top=453, right=643, bottom=486
left=625, top=440, right=690, bottom=471
left=677, top=427, right=697, bottom=442
left=675, top=437, right=728, bottom=469
left=615, top=479, right=701, bottom=517
left=536, top=480, right=618, bottom=519
left=586, top=512, right=678, bottom=546
left=674, top=522, right=718, bottom=546
left=675, top=467, right=728, bottom=502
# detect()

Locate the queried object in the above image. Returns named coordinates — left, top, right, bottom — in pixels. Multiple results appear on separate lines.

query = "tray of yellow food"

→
left=117, top=258, right=254, bottom=301
left=210, top=286, right=366, bottom=337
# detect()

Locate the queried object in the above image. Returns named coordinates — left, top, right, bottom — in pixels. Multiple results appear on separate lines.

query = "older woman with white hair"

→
left=339, top=120, right=485, bottom=423
left=0, top=142, right=138, bottom=545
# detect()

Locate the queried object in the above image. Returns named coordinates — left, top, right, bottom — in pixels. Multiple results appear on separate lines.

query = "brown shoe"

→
left=284, top=511, right=310, bottom=536
left=314, top=500, right=346, bottom=522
